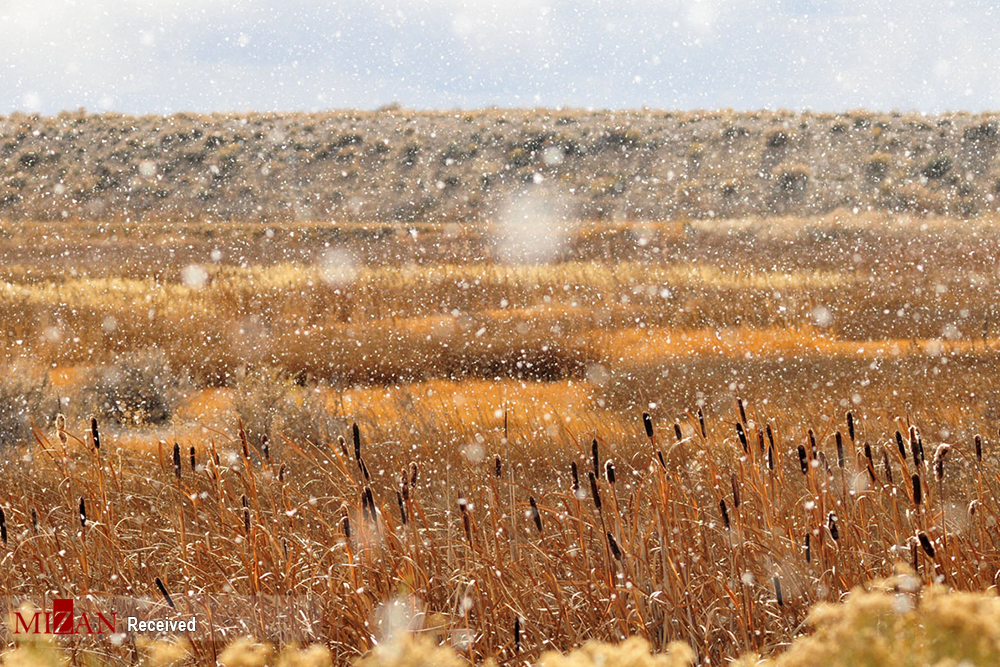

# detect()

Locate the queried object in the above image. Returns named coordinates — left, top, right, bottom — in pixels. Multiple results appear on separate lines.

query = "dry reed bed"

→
left=1, top=396, right=997, bottom=665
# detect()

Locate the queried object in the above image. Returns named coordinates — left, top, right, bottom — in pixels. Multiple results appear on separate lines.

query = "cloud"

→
left=2, top=0, right=1000, bottom=114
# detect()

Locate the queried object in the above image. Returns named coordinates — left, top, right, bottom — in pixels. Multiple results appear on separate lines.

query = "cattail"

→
left=605, top=460, right=616, bottom=485
left=606, top=532, right=623, bottom=560
left=460, top=499, right=472, bottom=543
left=494, top=454, right=502, bottom=478
left=592, top=439, right=600, bottom=478
left=155, top=577, right=175, bottom=609
left=352, top=422, right=361, bottom=461
left=278, top=463, right=286, bottom=483
left=79, top=497, right=87, bottom=528
left=917, top=433, right=925, bottom=465
left=882, top=448, right=893, bottom=484
left=774, top=577, right=784, bottom=606
left=30, top=508, right=37, bottom=533
left=514, top=617, right=521, bottom=653
left=698, top=408, right=707, bottom=438
left=570, top=462, right=580, bottom=494
left=735, top=422, right=748, bottom=453
left=912, top=474, right=922, bottom=506
left=56, top=413, right=67, bottom=446
left=730, top=472, right=741, bottom=508
left=864, top=443, right=876, bottom=484
left=847, top=411, right=855, bottom=442
left=396, top=491, right=407, bottom=525
left=975, top=434, right=983, bottom=463
left=895, top=430, right=906, bottom=460
left=836, top=431, right=845, bottom=468
left=910, top=429, right=921, bottom=470
left=767, top=443, right=775, bottom=471
left=172, top=443, right=181, bottom=480
left=808, top=429, right=817, bottom=459
left=338, top=435, right=349, bottom=460
left=91, top=418, right=100, bottom=450
left=910, top=539, right=919, bottom=572
left=588, top=472, right=601, bottom=511
left=189, top=445, right=196, bottom=471
left=261, top=435, right=270, bottom=462
left=673, top=423, right=682, bottom=442
left=365, top=487, right=376, bottom=522
left=737, top=397, right=747, bottom=425
left=399, top=472, right=410, bottom=502
left=342, top=513, right=351, bottom=539
left=243, top=506, right=251, bottom=535
left=933, top=444, right=952, bottom=482
left=409, top=462, right=418, bottom=486
left=757, top=428, right=765, bottom=454
left=529, top=496, right=542, bottom=533
left=917, top=531, right=935, bottom=558
left=804, top=533, right=811, bottom=563
left=797, top=445, right=808, bottom=474
left=719, top=499, right=730, bottom=529
left=766, top=423, right=774, bottom=449
left=0, top=507, right=6, bottom=545
left=642, top=412, right=654, bottom=439
left=656, top=450, right=666, bottom=469
left=828, top=512, right=839, bottom=540
left=969, top=499, right=979, bottom=517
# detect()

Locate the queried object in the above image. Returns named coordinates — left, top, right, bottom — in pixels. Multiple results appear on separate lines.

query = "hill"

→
left=2, top=108, right=1000, bottom=222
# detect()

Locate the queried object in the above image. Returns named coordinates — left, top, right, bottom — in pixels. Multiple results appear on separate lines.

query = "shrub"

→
left=231, top=367, right=342, bottom=448
left=0, top=360, right=52, bottom=448
left=82, top=348, right=189, bottom=426
left=865, top=152, right=892, bottom=182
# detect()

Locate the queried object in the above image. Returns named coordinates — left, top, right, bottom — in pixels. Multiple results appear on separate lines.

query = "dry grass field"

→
left=2, top=212, right=1000, bottom=665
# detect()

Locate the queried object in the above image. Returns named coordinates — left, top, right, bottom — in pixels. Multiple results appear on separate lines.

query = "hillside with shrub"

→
left=3, top=108, right=1000, bottom=223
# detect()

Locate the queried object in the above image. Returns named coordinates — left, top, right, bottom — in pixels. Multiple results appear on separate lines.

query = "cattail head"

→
left=698, top=407, right=706, bottom=438
left=514, top=617, right=521, bottom=653
left=797, top=445, right=808, bottom=474
left=494, top=454, right=502, bottom=478
left=588, top=471, right=601, bottom=511
left=847, top=411, right=855, bottom=442
left=882, top=448, right=893, bottom=484
left=91, top=418, right=100, bottom=450
left=773, top=577, right=783, bottom=606
left=155, top=577, right=175, bottom=609
left=409, top=461, right=418, bottom=486
left=606, top=532, right=623, bottom=560
left=592, top=439, right=601, bottom=478
left=656, top=450, right=666, bottom=469
left=912, top=474, right=923, bottom=506
left=56, top=413, right=67, bottom=446
left=735, top=422, right=748, bottom=453
left=528, top=496, right=542, bottom=533
left=808, top=429, right=817, bottom=459
left=766, top=423, right=774, bottom=449
left=975, top=434, right=983, bottom=463
left=30, top=508, right=37, bottom=533
left=835, top=431, right=844, bottom=468
left=828, top=512, right=839, bottom=540
left=804, top=533, right=811, bottom=563
left=189, top=445, right=196, bottom=471
left=342, top=512, right=351, bottom=539
left=261, top=435, right=270, bottom=462
left=79, top=497, right=87, bottom=528
left=730, top=472, right=741, bottom=509
left=570, top=462, right=580, bottom=494
left=396, top=491, right=407, bottom=525
left=172, top=443, right=182, bottom=480
left=719, top=499, right=730, bottom=530
left=352, top=422, right=361, bottom=461
left=605, top=460, right=616, bottom=485
left=0, top=506, right=6, bottom=545
left=895, top=430, right=906, bottom=460
left=767, top=443, right=775, bottom=471
left=737, top=397, right=747, bottom=425
left=917, top=531, right=935, bottom=558
left=399, top=471, right=410, bottom=502
left=642, top=412, right=654, bottom=439
left=673, top=423, right=682, bottom=442
left=933, top=444, right=952, bottom=482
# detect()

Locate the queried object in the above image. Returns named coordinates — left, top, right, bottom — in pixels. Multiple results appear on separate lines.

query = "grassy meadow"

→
left=1, top=212, right=1000, bottom=664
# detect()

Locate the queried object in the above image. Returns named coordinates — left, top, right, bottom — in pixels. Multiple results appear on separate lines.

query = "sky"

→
left=2, top=0, right=1000, bottom=115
